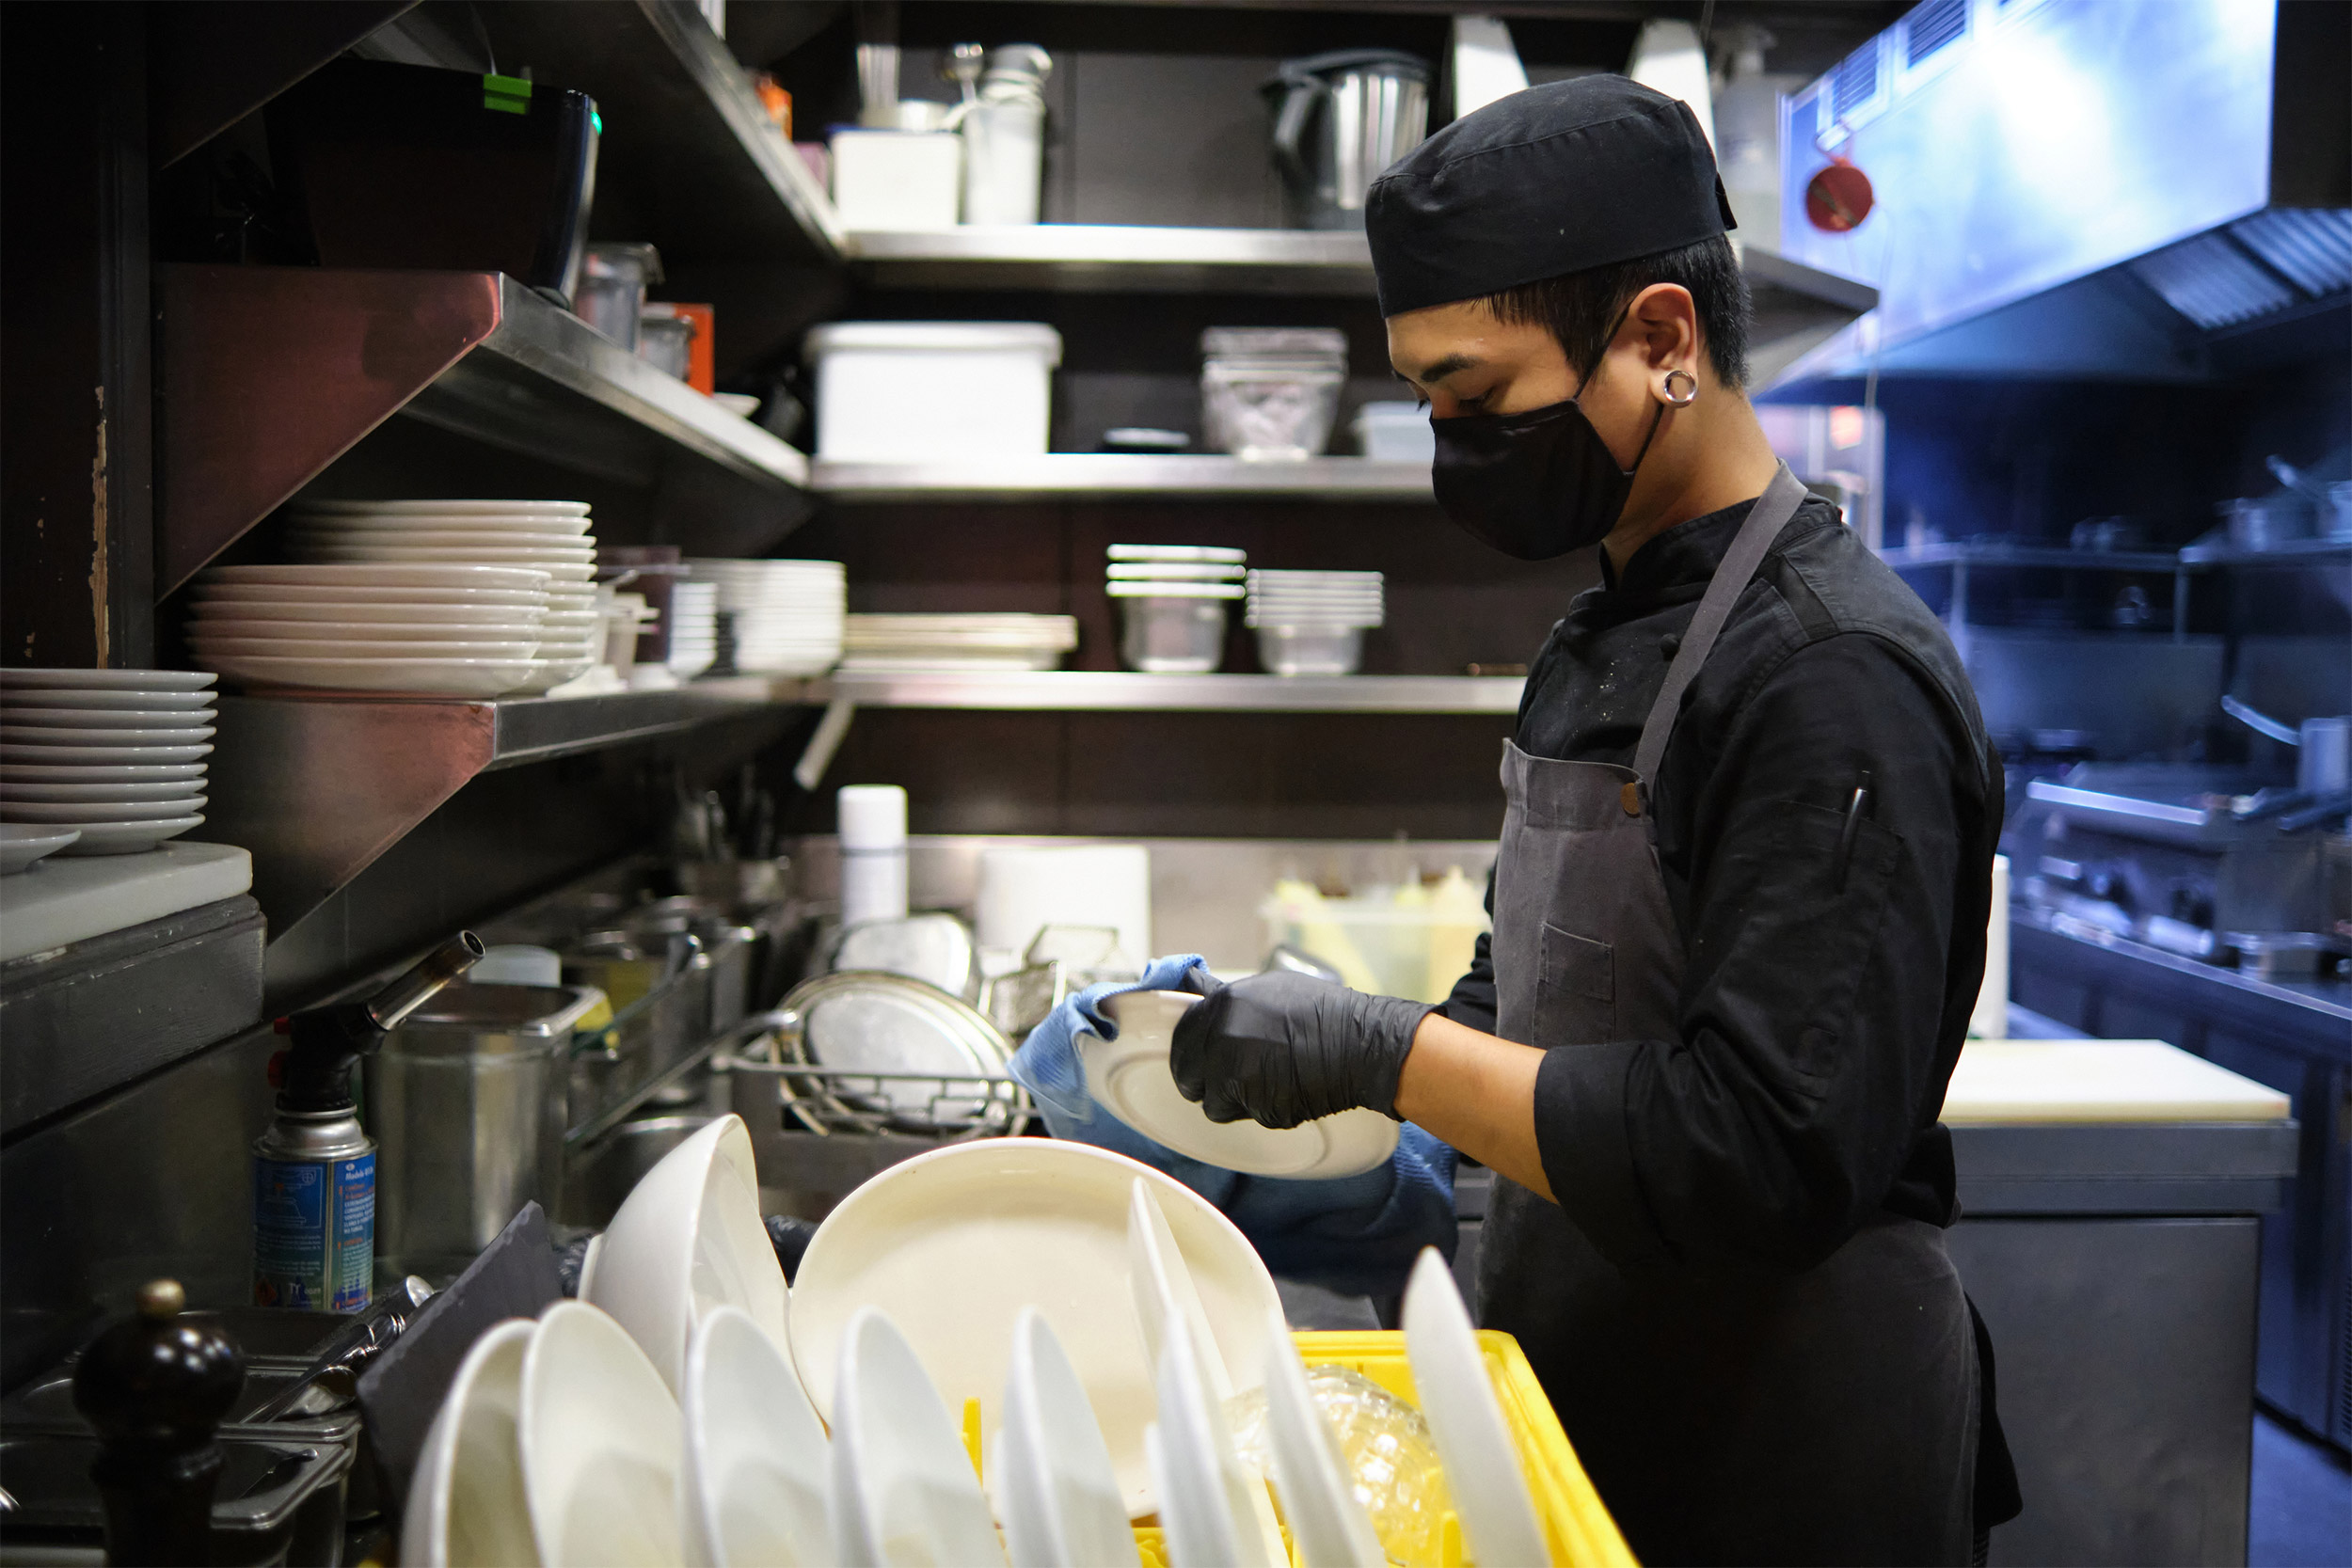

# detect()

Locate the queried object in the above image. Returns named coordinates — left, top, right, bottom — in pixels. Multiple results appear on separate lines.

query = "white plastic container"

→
left=805, top=322, right=1062, bottom=461
left=961, top=99, right=1044, bottom=224
left=829, top=129, right=962, bottom=230
left=838, top=784, right=909, bottom=927
left=1352, top=401, right=1436, bottom=463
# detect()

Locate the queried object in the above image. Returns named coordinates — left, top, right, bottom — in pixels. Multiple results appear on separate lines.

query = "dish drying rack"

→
left=717, top=1015, right=1035, bottom=1141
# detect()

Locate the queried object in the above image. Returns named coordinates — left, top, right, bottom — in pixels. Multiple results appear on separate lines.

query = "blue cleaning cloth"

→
left=1010, top=956, right=1460, bottom=1299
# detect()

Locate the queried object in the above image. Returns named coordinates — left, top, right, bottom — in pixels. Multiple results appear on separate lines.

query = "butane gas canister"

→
left=252, top=1107, right=376, bottom=1313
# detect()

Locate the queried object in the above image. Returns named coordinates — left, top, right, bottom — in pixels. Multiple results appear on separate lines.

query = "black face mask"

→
left=1430, top=384, right=1667, bottom=561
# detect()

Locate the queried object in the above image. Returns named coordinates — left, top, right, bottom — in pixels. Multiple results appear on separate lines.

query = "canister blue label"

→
left=254, top=1152, right=375, bottom=1311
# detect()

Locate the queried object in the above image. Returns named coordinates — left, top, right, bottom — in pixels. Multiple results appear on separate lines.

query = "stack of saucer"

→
left=282, top=500, right=602, bottom=694
left=1104, top=546, right=1247, bottom=674
left=667, top=580, right=720, bottom=679
left=839, top=613, right=1079, bottom=672
left=684, top=560, right=845, bottom=675
left=1244, top=569, right=1385, bottom=677
left=0, top=670, right=217, bottom=856
left=189, top=565, right=556, bottom=697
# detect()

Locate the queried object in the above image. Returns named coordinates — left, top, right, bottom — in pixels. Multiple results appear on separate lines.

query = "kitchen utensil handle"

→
left=1269, top=75, right=1322, bottom=193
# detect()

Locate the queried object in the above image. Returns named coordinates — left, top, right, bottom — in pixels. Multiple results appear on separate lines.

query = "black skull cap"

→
left=1366, top=74, right=1738, bottom=318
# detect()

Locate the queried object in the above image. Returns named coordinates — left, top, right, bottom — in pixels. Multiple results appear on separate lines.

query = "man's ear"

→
left=1629, top=282, right=1699, bottom=374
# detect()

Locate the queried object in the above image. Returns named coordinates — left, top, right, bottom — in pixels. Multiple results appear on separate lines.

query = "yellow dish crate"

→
left=1110, top=1328, right=1636, bottom=1568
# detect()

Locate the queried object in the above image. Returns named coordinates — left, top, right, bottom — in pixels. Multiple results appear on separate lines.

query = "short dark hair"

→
left=1483, top=234, right=1752, bottom=391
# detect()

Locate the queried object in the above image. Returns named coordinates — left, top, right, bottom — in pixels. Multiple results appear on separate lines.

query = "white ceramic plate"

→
left=4, top=798, right=205, bottom=823
left=787, top=1138, right=1282, bottom=1518
left=290, top=515, right=593, bottom=537
left=508, top=657, right=601, bottom=696
left=198, top=655, right=533, bottom=698
left=0, top=824, right=81, bottom=874
left=1148, top=1307, right=1277, bottom=1568
left=0, top=707, right=214, bottom=730
left=1000, top=1307, right=1142, bottom=1568
left=403, top=1319, right=540, bottom=1568
left=679, top=1307, right=828, bottom=1568
left=0, top=668, right=216, bottom=691
left=199, top=563, right=552, bottom=591
left=1401, top=1249, right=1549, bottom=1568
left=0, top=742, right=212, bottom=765
left=1107, top=545, right=1247, bottom=563
left=51, top=815, right=203, bottom=855
left=303, top=553, right=599, bottom=583
left=292, top=532, right=597, bottom=556
left=712, top=393, right=760, bottom=418
left=520, top=1302, right=685, bottom=1568
left=827, top=1308, right=1006, bottom=1568
left=189, top=617, right=545, bottom=640
left=583, top=1116, right=788, bottom=1397
left=1, top=781, right=210, bottom=803
left=0, top=689, right=215, bottom=711
left=1083, top=990, right=1399, bottom=1180
left=190, top=584, right=548, bottom=610
left=0, top=762, right=205, bottom=783
left=1262, top=1327, right=1386, bottom=1568
left=291, top=498, right=590, bottom=516
left=191, top=637, right=542, bottom=660
left=0, top=725, right=218, bottom=747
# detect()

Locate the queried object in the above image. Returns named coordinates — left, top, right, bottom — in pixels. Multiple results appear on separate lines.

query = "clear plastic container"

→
left=636, top=311, right=694, bottom=380
left=1353, top=400, right=1436, bottom=462
left=576, top=242, right=663, bottom=351
left=1201, top=361, right=1345, bottom=460
left=1262, top=870, right=1490, bottom=1003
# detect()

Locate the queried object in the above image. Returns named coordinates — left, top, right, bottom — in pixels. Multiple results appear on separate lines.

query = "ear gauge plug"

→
left=1662, top=368, right=1698, bottom=405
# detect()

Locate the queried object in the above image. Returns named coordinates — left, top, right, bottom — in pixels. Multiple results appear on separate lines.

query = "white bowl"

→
left=828, top=1308, right=1006, bottom=1568
left=3, top=798, right=205, bottom=823
left=0, top=762, right=205, bottom=784
left=583, top=1115, right=788, bottom=1396
left=1083, top=990, right=1398, bottom=1179
left=403, top=1319, right=540, bottom=1568
left=0, top=725, right=217, bottom=747
left=0, top=689, right=215, bottom=711
left=787, top=1137, right=1283, bottom=1517
left=199, top=563, right=552, bottom=591
left=0, top=668, right=216, bottom=691
left=196, top=655, right=534, bottom=698
left=520, top=1303, right=685, bottom=1568
left=679, top=1307, right=828, bottom=1568
left=0, top=707, right=214, bottom=730
left=0, top=824, right=81, bottom=875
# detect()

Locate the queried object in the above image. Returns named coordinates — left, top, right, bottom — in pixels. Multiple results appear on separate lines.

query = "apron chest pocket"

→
left=1537, top=923, right=1615, bottom=1043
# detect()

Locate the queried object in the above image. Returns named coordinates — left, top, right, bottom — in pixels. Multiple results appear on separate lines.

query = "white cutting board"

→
left=1940, top=1039, right=2289, bottom=1124
left=0, top=841, right=253, bottom=962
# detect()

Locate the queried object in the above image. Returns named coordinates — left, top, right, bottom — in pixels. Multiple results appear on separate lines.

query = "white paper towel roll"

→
left=977, top=845, right=1152, bottom=965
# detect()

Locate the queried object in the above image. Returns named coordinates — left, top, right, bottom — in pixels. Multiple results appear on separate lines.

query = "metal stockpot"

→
left=366, top=982, right=603, bottom=1278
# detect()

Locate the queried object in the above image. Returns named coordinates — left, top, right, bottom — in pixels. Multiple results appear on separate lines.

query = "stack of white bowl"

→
left=1105, top=545, right=1247, bottom=674
left=283, top=499, right=602, bottom=693
left=667, top=580, right=720, bottom=679
left=685, top=560, right=845, bottom=675
left=0, top=670, right=217, bottom=857
left=189, top=565, right=562, bottom=697
left=1245, top=569, right=1385, bottom=676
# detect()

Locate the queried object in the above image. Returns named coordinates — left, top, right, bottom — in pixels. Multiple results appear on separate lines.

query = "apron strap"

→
left=1631, top=464, right=1812, bottom=790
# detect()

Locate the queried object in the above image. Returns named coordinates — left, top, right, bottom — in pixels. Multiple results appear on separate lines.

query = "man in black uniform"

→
left=1171, top=76, right=2019, bottom=1565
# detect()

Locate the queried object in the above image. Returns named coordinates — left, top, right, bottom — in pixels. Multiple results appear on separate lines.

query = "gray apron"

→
left=1476, top=467, right=1979, bottom=1566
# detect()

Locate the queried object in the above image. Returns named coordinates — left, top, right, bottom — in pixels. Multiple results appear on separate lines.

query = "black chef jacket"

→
left=1442, top=494, right=2003, bottom=1275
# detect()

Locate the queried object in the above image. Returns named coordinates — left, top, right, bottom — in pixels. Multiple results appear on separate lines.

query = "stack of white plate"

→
left=283, top=499, right=603, bottom=692
left=1245, top=568, right=1385, bottom=676
left=188, top=565, right=564, bottom=697
left=1105, top=546, right=1247, bottom=674
left=685, top=560, right=845, bottom=676
left=839, top=613, right=1078, bottom=673
left=1104, top=543, right=1248, bottom=594
left=667, top=580, right=719, bottom=679
left=0, top=670, right=217, bottom=856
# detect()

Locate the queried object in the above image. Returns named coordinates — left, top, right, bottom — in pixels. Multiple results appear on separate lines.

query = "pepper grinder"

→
left=71, top=1279, right=246, bottom=1566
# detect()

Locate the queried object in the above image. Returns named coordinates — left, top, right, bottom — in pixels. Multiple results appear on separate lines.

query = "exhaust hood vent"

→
left=1904, top=0, right=1968, bottom=67
left=1829, top=44, right=1880, bottom=119
left=2233, top=208, right=2352, bottom=298
left=2131, top=230, right=2303, bottom=331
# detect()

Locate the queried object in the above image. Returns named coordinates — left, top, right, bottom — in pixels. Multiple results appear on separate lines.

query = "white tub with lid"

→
left=805, top=321, right=1062, bottom=461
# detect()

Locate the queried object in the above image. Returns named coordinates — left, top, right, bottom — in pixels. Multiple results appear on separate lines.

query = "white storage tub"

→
left=804, top=322, right=1062, bottom=462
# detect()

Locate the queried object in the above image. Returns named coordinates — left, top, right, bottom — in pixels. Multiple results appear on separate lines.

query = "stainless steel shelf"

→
left=158, top=266, right=812, bottom=593
left=795, top=671, right=1524, bottom=713
left=201, top=679, right=803, bottom=937
left=1879, top=543, right=2190, bottom=571
left=809, top=454, right=1432, bottom=501
left=2179, top=536, right=2352, bottom=565
left=845, top=226, right=1375, bottom=294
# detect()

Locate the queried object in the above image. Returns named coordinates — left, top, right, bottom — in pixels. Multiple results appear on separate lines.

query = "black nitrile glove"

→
left=1169, top=969, right=1436, bottom=1130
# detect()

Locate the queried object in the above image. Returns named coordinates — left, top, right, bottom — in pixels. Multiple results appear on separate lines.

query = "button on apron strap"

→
left=1629, top=464, right=1811, bottom=790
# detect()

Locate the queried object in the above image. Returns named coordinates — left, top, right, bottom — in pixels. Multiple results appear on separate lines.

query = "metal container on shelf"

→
left=564, top=934, right=711, bottom=1135
left=366, top=982, right=604, bottom=1279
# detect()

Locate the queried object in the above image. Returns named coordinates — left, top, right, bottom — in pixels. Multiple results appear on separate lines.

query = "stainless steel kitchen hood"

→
left=1761, top=0, right=2347, bottom=388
